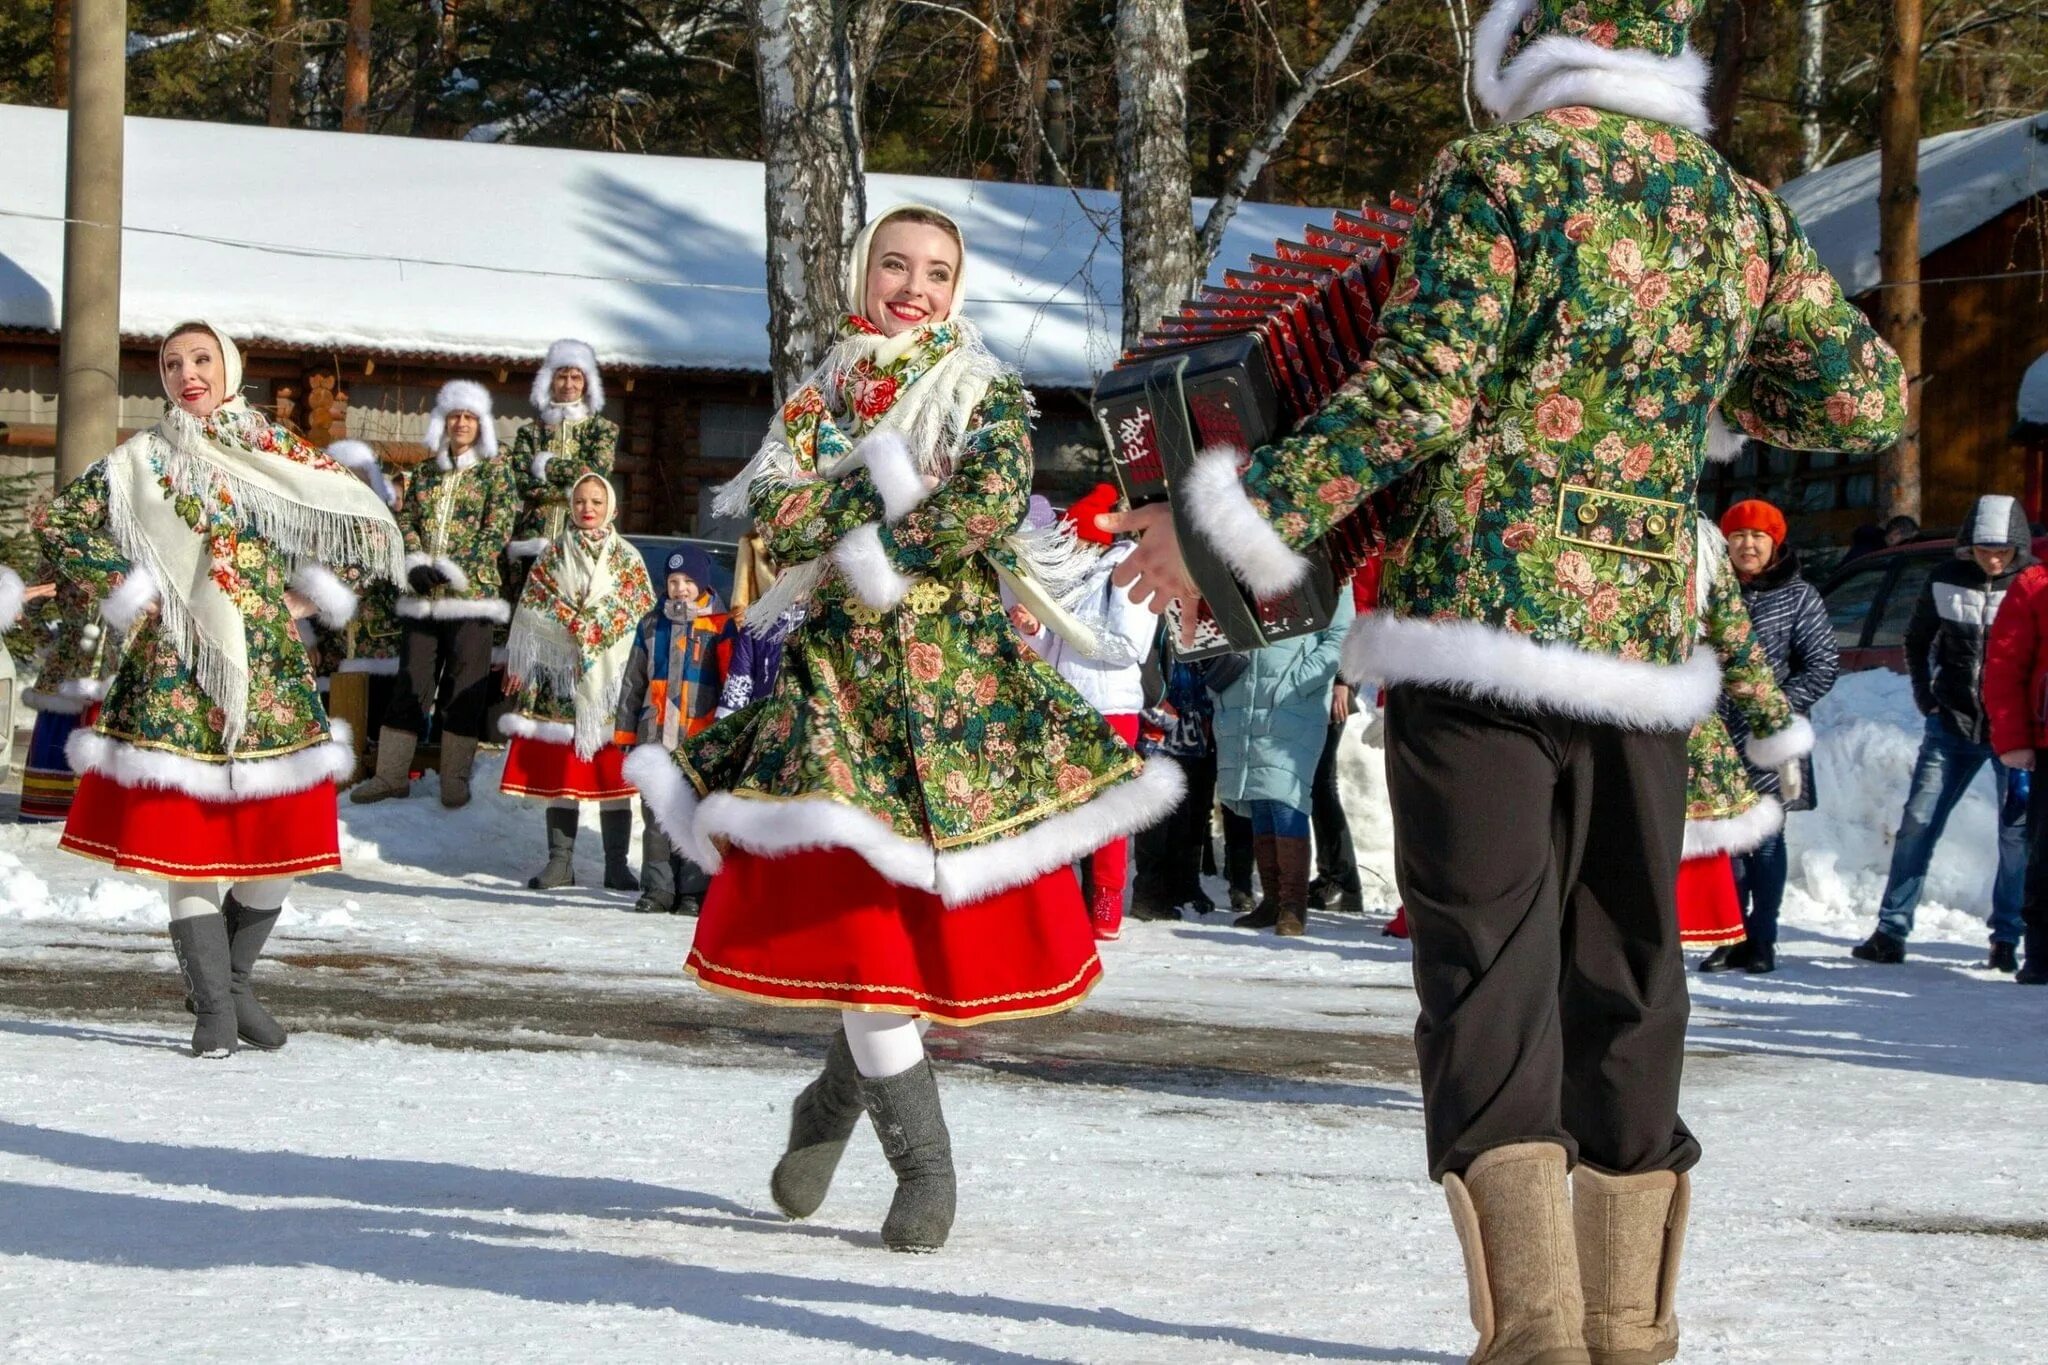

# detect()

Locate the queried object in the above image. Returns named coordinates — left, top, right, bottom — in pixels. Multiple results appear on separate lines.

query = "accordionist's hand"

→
left=1100, top=504, right=1198, bottom=623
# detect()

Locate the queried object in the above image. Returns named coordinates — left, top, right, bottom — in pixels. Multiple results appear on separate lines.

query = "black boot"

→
left=601, top=808, right=639, bottom=892
left=168, top=915, right=237, bottom=1058
left=1743, top=943, right=1778, bottom=974
left=1980, top=941, right=2020, bottom=973
left=1851, top=930, right=1907, bottom=964
left=770, top=1031, right=866, bottom=1219
left=1698, top=941, right=1752, bottom=973
left=222, top=895, right=288, bottom=1050
left=860, top=1059, right=957, bottom=1252
left=528, top=806, right=578, bottom=889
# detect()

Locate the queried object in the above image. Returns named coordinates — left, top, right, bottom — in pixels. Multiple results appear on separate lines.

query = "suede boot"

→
left=600, top=808, right=639, bottom=891
left=1443, top=1143, right=1591, bottom=1365
left=1234, top=833, right=1281, bottom=929
left=1273, top=833, right=1312, bottom=937
left=349, top=726, right=417, bottom=804
left=860, top=1059, right=957, bottom=1252
left=1573, top=1166, right=1688, bottom=1365
left=771, top=1030, right=866, bottom=1219
left=527, top=806, right=579, bottom=889
left=168, top=915, right=238, bottom=1059
left=222, top=895, right=287, bottom=1050
left=438, top=732, right=480, bottom=809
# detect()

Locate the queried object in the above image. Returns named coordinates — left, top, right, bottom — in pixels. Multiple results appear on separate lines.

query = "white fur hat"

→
left=325, top=438, right=399, bottom=508
left=531, top=339, right=605, bottom=416
left=425, top=378, right=498, bottom=459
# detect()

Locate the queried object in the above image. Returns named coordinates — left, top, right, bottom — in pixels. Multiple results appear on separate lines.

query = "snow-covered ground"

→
left=1, top=667, right=2046, bottom=1362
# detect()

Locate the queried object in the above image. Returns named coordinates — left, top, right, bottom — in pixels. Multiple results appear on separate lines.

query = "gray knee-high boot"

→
left=771, top=1030, right=866, bottom=1219
left=222, top=894, right=288, bottom=1051
left=528, top=806, right=579, bottom=889
left=860, top=1059, right=957, bottom=1252
left=601, top=807, right=639, bottom=892
left=631, top=808, right=677, bottom=914
left=168, top=915, right=237, bottom=1058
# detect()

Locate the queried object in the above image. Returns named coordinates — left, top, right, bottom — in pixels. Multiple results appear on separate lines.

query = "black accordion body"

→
left=1093, top=197, right=1418, bottom=657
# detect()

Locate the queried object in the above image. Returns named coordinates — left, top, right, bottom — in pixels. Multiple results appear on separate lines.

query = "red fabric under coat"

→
left=500, top=735, right=636, bottom=802
left=61, top=770, right=342, bottom=879
left=687, top=844, right=1102, bottom=1026
left=1676, top=851, right=1746, bottom=947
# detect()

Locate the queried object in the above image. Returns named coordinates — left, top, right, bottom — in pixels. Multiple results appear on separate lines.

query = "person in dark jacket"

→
left=1713, top=499, right=1840, bottom=967
left=1853, top=494, right=2033, bottom=968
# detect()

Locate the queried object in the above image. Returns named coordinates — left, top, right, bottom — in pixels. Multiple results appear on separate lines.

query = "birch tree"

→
left=1794, top=0, right=1826, bottom=173
left=1115, top=0, right=1198, bottom=347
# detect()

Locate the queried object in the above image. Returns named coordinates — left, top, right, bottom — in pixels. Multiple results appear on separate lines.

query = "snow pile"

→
left=0, top=853, right=165, bottom=928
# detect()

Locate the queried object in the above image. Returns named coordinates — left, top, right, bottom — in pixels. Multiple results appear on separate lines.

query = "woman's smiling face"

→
left=862, top=219, right=960, bottom=337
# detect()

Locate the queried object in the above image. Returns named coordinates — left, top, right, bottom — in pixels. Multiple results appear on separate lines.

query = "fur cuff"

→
left=833, top=524, right=914, bottom=611
left=1744, top=715, right=1816, bottom=770
left=101, top=566, right=160, bottom=633
left=1473, top=0, right=1712, bottom=135
left=530, top=452, right=554, bottom=483
left=433, top=557, right=471, bottom=593
left=1705, top=413, right=1748, bottom=464
left=22, top=687, right=91, bottom=716
left=860, top=430, right=930, bottom=524
left=0, top=566, right=25, bottom=633
left=396, top=595, right=511, bottom=623
left=1683, top=795, right=1784, bottom=858
left=623, top=743, right=722, bottom=870
left=1342, top=613, right=1723, bottom=731
left=292, top=563, right=358, bottom=629
left=66, top=720, right=355, bottom=803
left=507, top=538, right=549, bottom=562
left=1182, top=448, right=1312, bottom=599
left=499, top=712, right=575, bottom=745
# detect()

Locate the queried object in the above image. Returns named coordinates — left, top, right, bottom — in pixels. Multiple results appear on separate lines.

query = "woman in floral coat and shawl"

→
left=35, top=321, right=404, bottom=1059
left=630, top=204, right=1182, bottom=1253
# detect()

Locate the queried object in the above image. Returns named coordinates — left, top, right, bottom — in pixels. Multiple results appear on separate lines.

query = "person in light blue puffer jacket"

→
left=1212, top=592, right=1356, bottom=937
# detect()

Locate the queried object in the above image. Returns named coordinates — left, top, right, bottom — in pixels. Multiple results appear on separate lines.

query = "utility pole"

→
left=55, top=0, right=125, bottom=490
left=1877, top=0, right=1923, bottom=520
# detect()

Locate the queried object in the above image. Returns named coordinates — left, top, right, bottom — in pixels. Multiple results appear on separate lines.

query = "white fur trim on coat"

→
left=291, top=563, right=358, bottom=630
left=1472, top=0, right=1711, bottom=136
left=687, top=758, right=1184, bottom=907
left=1182, top=447, right=1312, bottom=599
left=531, top=338, right=605, bottom=416
left=1343, top=612, right=1723, bottom=731
left=529, top=451, right=555, bottom=483
left=859, top=430, right=930, bottom=524
left=0, top=566, right=25, bottom=633
left=397, top=595, right=512, bottom=624
left=1744, top=714, right=1816, bottom=770
left=1705, top=413, right=1748, bottom=464
left=326, top=438, right=399, bottom=508
left=624, top=743, right=722, bottom=870
left=499, top=712, right=575, bottom=745
left=833, top=524, right=914, bottom=610
left=23, top=677, right=104, bottom=714
left=66, top=719, right=356, bottom=803
left=507, top=538, right=549, bottom=562
left=100, top=566, right=160, bottom=633
left=425, top=379, right=499, bottom=462
left=1684, top=795, right=1784, bottom=859
left=336, top=656, right=399, bottom=676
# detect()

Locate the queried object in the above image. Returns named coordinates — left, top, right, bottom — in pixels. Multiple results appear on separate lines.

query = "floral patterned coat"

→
left=22, top=579, right=113, bottom=713
left=508, top=417, right=619, bottom=553
left=670, top=375, right=1156, bottom=887
left=1220, top=105, right=1905, bottom=730
left=36, top=421, right=370, bottom=766
left=398, top=452, right=520, bottom=619
left=1685, top=547, right=1805, bottom=854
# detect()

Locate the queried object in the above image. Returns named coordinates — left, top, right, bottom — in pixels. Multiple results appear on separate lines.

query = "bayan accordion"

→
left=1093, top=197, right=1417, bottom=657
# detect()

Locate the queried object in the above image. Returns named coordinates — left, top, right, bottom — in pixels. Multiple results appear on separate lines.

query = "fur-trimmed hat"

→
left=424, top=379, right=497, bottom=461
left=531, top=338, right=605, bottom=416
left=325, top=438, right=399, bottom=509
left=1473, top=0, right=1710, bottom=135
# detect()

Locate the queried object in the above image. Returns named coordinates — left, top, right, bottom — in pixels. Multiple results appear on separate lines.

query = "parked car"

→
left=625, top=534, right=738, bottom=605
left=1820, top=532, right=2048, bottom=673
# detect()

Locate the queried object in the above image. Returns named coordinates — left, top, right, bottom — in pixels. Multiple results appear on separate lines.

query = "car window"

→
left=1871, top=554, right=1938, bottom=650
left=1822, top=562, right=1889, bottom=650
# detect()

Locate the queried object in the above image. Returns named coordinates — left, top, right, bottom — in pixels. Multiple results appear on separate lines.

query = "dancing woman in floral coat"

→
left=35, top=321, right=403, bottom=1058
left=631, top=204, right=1181, bottom=1252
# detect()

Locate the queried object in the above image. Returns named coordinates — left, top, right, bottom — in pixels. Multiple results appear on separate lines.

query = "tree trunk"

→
left=268, top=0, right=297, bottom=128
left=1706, top=0, right=1764, bottom=151
left=52, top=0, right=71, bottom=107
left=755, top=0, right=876, bottom=401
left=1794, top=0, right=1825, bottom=173
left=1115, top=0, right=1197, bottom=347
left=343, top=0, right=371, bottom=132
left=1877, top=0, right=1923, bottom=520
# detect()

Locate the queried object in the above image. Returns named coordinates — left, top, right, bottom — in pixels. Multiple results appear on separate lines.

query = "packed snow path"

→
left=2, top=669, right=2046, bottom=1361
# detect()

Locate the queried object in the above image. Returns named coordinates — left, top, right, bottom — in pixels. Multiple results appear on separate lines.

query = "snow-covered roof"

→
left=0, top=103, right=1337, bottom=389
left=1778, top=111, right=2048, bottom=297
left=2021, top=351, right=2048, bottom=429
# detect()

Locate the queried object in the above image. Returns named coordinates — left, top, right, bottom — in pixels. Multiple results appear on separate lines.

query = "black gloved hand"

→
left=408, top=565, right=450, bottom=595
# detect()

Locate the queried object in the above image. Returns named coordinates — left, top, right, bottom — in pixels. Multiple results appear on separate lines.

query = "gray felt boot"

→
left=630, top=811, right=677, bottom=914
left=770, top=1030, right=866, bottom=1219
left=169, top=914, right=238, bottom=1058
left=527, top=806, right=579, bottom=889
left=860, top=1059, right=957, bottom=1252
left=438, top=733, right=479, bottom=809
left=601, top=807, right=639, bottom=892
left=222, top=894, right=288, bottom=1051
left=349, top=727, right=416, bottom=804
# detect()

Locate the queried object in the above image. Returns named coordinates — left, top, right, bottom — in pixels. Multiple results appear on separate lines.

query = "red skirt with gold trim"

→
left=688, top=845, right=1101, bottom=1027
left=1677, top=852, right=1746, bottom=948
left=61, top=770, right=342, bottom=880
left=501, top=736, right=635, bottom=802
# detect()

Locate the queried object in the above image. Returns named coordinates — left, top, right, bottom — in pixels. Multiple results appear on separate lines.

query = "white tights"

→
left=841, top=1011, right=930, bottom=1080
left=166, top=877, right=295, bottom=921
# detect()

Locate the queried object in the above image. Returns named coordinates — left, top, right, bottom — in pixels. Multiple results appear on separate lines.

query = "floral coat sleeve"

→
left=510, top=417, right=620, bottom=546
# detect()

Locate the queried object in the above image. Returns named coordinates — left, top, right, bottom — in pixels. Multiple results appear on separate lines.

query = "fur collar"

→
left=1472, top=0, right=1712, bottom=136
